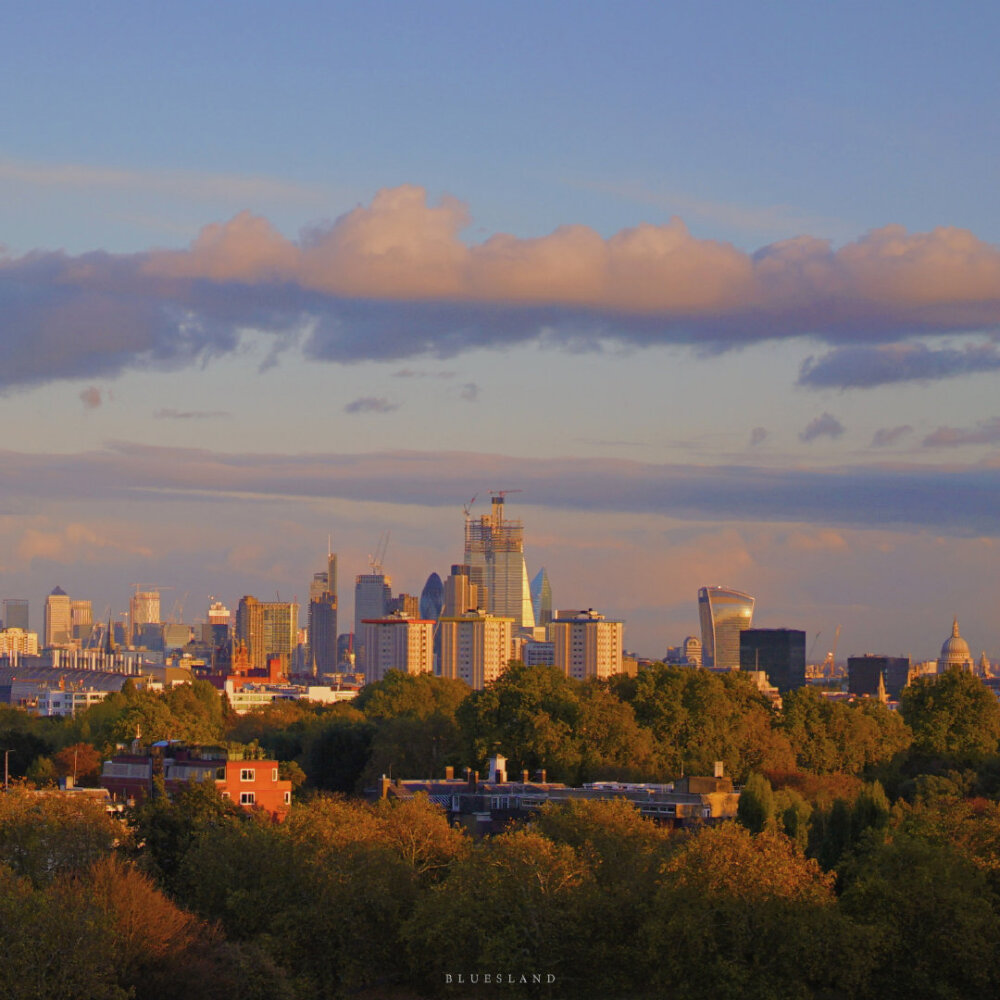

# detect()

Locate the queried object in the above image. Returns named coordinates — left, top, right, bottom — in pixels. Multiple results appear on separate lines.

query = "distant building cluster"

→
left=3, top=494, right=999, bottom=714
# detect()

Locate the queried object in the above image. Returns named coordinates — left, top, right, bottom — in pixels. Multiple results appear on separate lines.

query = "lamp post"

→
left=3, top=749, right=13, bottom=791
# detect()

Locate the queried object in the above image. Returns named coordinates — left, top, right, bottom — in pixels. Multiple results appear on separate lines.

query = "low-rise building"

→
left=100, top=742, right=292, bottom=819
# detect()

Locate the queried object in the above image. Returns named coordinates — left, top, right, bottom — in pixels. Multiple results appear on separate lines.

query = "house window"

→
left=284, top=791, right=291, bottom=804
left=239, top=792, right=256, bottom=805
left=240, top=768, right=255, bottom=782
left=272, top=768, right=278, bottom=782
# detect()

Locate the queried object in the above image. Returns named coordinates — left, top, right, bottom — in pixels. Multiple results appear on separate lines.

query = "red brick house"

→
left=100, top=741, right=292, bottom=820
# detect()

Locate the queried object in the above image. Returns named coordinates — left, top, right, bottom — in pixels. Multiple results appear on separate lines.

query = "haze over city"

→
left=3, top=2, right=1000, bottom=658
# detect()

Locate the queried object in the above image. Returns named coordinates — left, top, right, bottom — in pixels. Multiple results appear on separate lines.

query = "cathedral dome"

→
left=939, top=618, right=973, bottom=670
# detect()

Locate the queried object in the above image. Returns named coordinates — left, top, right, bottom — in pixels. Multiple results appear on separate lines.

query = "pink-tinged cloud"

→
left=799, top=412, right=845, bottom=443
left=923, top=417, right=1000, bottom=448
left=3, top=186, right=1000, bottom=391
left=871, top=425, right=913, bottom=448
left=79, top=386, right=103, bottom=409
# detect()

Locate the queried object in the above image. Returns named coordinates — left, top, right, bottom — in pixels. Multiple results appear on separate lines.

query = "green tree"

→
left=900, top=667, right=1000, bottom=761
left=354, top=669, right=469, bottom=721
left=840, top=835, right=1000, bottom=999
left=737, top=772, right=776, bottom=833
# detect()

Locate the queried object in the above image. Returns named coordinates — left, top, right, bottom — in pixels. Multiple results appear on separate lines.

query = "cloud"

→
left=460, top=382, right=479, bottom=401
left=79, top=386, right=103, bottom=409
left=0, top=157, right=322, bottom=205
left=923, top=417, right=1000, bottom=448
left=392, top=369, right=456, bottom=379
left=15, top=520, right=153, bottom=565
left=344, top=396, right=399, bottom=414
left=871, top=425, right=913, bottom=447
left=8, top=442, right=1000, bottom=537
left=800, top=413, right=845, bottom=443
left=3, top=186, right=1000, bottom=392
left=799, top=341, right=1000, bottom=389
left=154, top=408, right=230, bottom=420
left=749, top=426, right=768, bottom=448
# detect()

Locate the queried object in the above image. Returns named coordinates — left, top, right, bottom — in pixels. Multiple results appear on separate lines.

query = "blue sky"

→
left=2, top=2, right=1000, bottom=658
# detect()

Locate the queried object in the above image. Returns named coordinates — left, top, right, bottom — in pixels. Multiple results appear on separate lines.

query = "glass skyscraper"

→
left=698, top=586, right=755, bottom=670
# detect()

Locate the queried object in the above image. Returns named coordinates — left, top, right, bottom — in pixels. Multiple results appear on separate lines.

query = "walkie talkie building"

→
left=698, top=586, right=755, bottom=670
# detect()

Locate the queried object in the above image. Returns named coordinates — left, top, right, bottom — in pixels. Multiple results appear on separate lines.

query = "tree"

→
left=354, top=670, right=470, bottom=722
left=643, top=824, right=866, bottom=999
left=900, top=667, right=1000, bottom=761
left=839, top=835, right=1000, bottom=999
left=737, top=772, right=775, bottom=834
left=53, top=742, right=103, bottom=784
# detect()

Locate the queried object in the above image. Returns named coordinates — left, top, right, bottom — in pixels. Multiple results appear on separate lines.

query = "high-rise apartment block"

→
left=739, top=628, right=806, bottom=692
left=439, top=610, right=514, bottom=689
left=361, top=613, right=434, bottom=683
left=3, top=599, right=29, bottom=632
left=464, top=494, right=535, bottom=628
left=550, top=609, right=624, bottom=680
left=698, top=587, right=755, bottom=670
left=44, top=587, right=72, bottom=647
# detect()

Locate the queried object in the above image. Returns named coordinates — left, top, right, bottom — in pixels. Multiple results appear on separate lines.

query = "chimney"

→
left=521, top=769, right=529, bottom=784
left=379, top=775, right=391, bottom=799
left=714, top=761, right=724, bottom=779
left=534, top=769, right=547, bottom=784
left=468, top=769, right=479, bottom=790
left=444, top=765, right=454, bottom=780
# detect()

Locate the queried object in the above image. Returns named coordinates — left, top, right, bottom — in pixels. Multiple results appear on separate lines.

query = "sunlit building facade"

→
left=439, top=610, right=514, bottom=689
left=698, top=586, right=755, bottom=671
left=550, top=609, right=624, bottom=680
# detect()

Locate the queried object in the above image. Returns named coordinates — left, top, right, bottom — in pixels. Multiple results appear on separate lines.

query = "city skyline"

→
left=3, top=4, right=1000, bottom=657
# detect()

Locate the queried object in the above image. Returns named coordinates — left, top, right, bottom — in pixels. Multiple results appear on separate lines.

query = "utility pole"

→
left=3, top=749, right=12, bottom=791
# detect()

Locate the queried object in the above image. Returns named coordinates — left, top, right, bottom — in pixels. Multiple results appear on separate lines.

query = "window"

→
left=240, top=768, right=255, bottom=782
left=272, top=768, right=278, bottom=782
left=239, top=792, right=256, bottom=805
left=283, top=791, right=291, bottom=804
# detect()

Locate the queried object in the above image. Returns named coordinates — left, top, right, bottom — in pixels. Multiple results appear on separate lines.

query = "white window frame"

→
left=240, top=768, right=255, bottom=782
left=239, top=791, right=256, bottom=805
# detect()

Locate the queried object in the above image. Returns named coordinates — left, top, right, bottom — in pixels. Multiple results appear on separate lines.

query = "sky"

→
left=2, top=1, right=1000, bottom=659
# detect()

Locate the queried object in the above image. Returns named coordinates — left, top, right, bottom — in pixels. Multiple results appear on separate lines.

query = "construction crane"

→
left=807, top=630, right=822, bottom=663
left=823, top=624, right=842, bottom=675
left=489, top=488, right=523, bottom=501
left=368, top=531, right=391, bottom=575
left=462, top=494, right=479, bottom=518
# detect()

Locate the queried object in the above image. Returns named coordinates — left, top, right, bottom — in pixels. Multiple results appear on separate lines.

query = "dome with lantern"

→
left=937, top=618, right=975, bottom=672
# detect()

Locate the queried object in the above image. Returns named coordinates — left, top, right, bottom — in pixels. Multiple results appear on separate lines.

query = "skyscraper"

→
left=130, top=590, right=160, bottom=644
left=44, top=586, right=72, bottom=647
left=308, top=546, right=338, bottom=675
left=262, top=601, right=298, bottom=669
left=236, top=595, right=265, bottom=670
left=464, top=493, right=535, bottom=629
left=419, top=573, right=444, bottom=621
left=3, top=599, right=29, bottom=632
left=698, top=586, right=755, bottom=670
left=530, top=567, right=553, bottom=627
left=354, top=572, right=392, bottom=672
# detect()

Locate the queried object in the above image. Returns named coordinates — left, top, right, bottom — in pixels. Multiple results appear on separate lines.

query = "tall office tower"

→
left=262, top=602, right=298, bottom=669
left=550, top=609, right=624, bottom=680
left=361, top=613, right=434, bottom=683
left=439, top=610, right=514, bottom=689
left=44, top=586, right=72, bottom=647
left=698, top=586, right=755, bottom=670
left=308, top=547, right=339, bottom=675
left=204, top=601, right=231, bottom=645
left=3, top=599, right=29, bottom=632
left=739, top=628, right=806, bottom=693
left=70, top=600, right=93, bottom=641
left=354, top=572, right=392, bottom=671
left=530, top=568, right=553, bottom=627
left=130, top=590, right=161, bottom=644
left=419, top=573, right=444, bottom=620
left=464, top=493, right=535, bottom=628
left=235, top=595, right=265, bottom=670
left=442, top=564, right=484, bottom=618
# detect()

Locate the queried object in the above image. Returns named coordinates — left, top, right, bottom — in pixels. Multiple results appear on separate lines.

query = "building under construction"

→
left=464, top=493, right=535, bottom=629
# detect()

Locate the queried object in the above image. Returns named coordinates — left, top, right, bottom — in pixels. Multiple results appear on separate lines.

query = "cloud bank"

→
left=6, top=442, right=1000, bottom=538
left=3, top=185, right=1000, bottom=392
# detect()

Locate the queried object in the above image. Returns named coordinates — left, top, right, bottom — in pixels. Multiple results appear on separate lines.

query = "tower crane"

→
left=368, top=531, right=391, bottom=575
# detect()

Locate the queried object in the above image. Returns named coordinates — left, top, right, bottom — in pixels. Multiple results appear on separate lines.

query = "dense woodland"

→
left=4, top=663, right=1000, bottom=998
